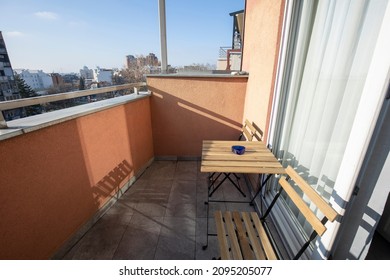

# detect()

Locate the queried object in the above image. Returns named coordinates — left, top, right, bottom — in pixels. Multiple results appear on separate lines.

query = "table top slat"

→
left=202, top=161, right=283, bottom=168
left=201, top=140, right=285, bottom=174
left=201, top=165, right=285, bottom=174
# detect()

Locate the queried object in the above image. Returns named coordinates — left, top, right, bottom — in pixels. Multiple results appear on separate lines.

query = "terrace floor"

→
left=62, top=160, right=254, bottom=260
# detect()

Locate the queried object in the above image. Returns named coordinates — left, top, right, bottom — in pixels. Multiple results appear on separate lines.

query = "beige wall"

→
left=0, top=97, right=154, bottom=259
left=147, top=76, right=247, bottom=157
left=242, top=0, right=285, bottom=140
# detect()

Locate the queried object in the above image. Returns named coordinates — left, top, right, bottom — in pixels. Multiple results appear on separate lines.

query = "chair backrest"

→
left=239, top=119, right=264, bottom=142
left=260, top=165, right=339, bottom=259
left=239, top=119, right=255, bottom=141
left=278, top=166, right=338, bottom=236
left=252, top=122, right=264, bottom=142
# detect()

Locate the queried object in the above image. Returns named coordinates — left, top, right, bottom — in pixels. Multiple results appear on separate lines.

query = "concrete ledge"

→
left=0, top=93, right=150, bottom=141
left=146, top=73, right=249, bottom=79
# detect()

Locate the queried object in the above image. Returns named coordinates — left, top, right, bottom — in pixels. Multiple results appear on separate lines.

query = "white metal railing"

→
left=0, top=82, right=146, bottom=128
left=219, top=46, right=231, bottom=59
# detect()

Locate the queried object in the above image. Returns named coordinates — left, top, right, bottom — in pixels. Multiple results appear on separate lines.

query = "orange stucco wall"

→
left=0, top=97, right=154, bottom=259
left=242, top=0, right=285, bottom=140
left=147, top=76, right=247, bottom=157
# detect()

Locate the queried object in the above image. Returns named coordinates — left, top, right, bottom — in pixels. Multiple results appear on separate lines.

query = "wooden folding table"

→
left=200, top=140, right=285, bottom=249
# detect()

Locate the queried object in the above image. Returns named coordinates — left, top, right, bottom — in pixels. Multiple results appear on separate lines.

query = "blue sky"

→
left=0, top=0, right=244, bottom=73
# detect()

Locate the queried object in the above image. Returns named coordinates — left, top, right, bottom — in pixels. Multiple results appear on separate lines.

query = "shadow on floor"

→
left=62, top=160, right=254, bottom=260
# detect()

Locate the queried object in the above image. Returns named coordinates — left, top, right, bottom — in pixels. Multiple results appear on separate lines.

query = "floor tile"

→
left=165, top=201, right=196, bottom=219
left=160, top=216, right=196, bottom=239
left=62, top=160, right=237, bottom=260
left=113, top=215, right=163, bottom=260
left=135, top=202, right=167, bottom=217
left=63, top=212, right=132, bottom=260
left=169, top=180, right=197, bottom=204
left=154, top=235, right=195, bottom=260
left=149, top=161, right=177, bottom=180
left=175, top=160, right=198, bottom=181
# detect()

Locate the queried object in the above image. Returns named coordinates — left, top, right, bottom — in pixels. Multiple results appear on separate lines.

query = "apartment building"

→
left=0, top=31, right=22, bottom=120
left=14, top=69, right=53, bottom=90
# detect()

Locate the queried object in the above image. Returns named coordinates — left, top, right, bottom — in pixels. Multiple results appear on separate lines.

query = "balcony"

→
left=0, top=74, right=249, bottom=259
left=4, top=0, right=384, bottom=262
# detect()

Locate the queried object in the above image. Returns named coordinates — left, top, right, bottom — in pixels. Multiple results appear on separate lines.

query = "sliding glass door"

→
left=270, top=0, right=389, bottom=258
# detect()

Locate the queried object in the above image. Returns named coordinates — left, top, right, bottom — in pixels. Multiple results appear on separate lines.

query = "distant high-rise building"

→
left=146, top=53, right=159, bottom=67
left=80, top=66, right=94, bottom=80
left=125, top=55, right=137, bottom=69
left=126, top=53, right=160, bottom=69
left=0, top=31, right=20, bottom=101
left=0, top=31, right=22, bottom=120
left=50, top=73, right=64, bottom=88
left=136, top=56, right=147, bottom=68
left=80, top=66, right=94, bottom=88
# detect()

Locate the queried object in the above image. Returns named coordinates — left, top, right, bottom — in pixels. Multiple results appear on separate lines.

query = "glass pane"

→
left=273, top=0, right=388, bottom=236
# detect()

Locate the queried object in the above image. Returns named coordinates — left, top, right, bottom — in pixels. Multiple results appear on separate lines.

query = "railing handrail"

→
left=0, top=82, right=146, bottom=128
left=0, top=82, right=146, bottom=111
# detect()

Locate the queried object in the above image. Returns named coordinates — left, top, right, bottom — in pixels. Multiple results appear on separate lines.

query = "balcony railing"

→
left=0, top=82, right=146, bottom=128
left=218, top=47, right=242, bottom=71
left=0, top=74, right=248, bottom=259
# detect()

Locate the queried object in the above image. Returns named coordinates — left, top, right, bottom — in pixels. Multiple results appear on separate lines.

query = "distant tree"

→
left=79, top=77, right=85, bottom=90
left=15, top=74, right=37, bottom=98
left=119, top=68, right=138, bottom=83
left=15, top=74, right=42, bottom=116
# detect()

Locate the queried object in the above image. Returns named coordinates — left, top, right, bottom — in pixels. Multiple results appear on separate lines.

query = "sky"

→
left=0, top=0, right=244, bottom=73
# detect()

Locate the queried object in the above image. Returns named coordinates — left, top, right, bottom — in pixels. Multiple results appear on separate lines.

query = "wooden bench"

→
left=214, top=165, right=338, bottom=260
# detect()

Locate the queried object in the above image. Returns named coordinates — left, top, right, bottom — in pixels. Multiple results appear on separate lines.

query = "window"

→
left=269, top=0, right=389, bottom=258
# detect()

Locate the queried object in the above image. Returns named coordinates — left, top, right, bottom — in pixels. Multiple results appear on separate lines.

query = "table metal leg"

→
left=208, top=172, right=245, bottom=198
left=250, top=174, right=273, bottom=205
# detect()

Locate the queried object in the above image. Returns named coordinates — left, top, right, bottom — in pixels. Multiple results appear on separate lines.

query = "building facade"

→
left=125, top=55, right=136, bottom=69
left=145, top=53, right=159, bottom=67
left=0, top=31, right=22, bottom=120
left=14, top=69, right=53, bottom=90
left=0, top=32, right=20, bottom=101
left=50, top=73, right=64, bottom=88
left=93, top=67, right=112, bottom=86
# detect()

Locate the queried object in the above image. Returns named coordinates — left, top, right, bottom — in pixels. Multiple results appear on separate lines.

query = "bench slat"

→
left=223, top=211, right=243, bottom=260
left=215, top=211, right=231, bottom=260
left=250, top=212, right=278, bottom=260
left=212, top=165, right=338, bottom=260
left=285, top=166, right=338, bottom=222
left=279, top=177, right=327, bottom=236
left=241, top=212, right=267, bottom=260
left=232, top=211, right=255, bottom=260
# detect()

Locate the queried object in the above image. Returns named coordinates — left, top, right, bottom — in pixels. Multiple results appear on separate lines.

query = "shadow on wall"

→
left=148, top=84, right=244, bottom=157
left=92, top=160, right=134, bottom=207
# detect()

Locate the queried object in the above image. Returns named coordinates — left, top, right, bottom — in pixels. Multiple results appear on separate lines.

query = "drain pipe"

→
left=158, top=0, right=168, bottom=74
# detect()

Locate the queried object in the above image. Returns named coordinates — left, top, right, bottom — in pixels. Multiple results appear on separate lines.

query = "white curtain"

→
left=276, top=0, right=388, bottom=233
